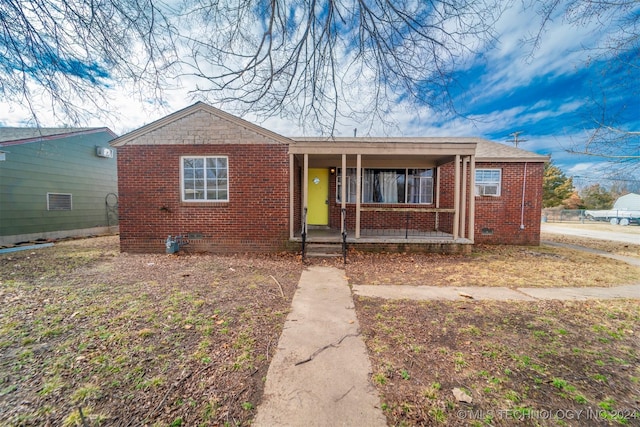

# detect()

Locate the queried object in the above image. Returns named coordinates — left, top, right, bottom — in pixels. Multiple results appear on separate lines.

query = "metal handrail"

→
left=301, top=207, right=307, bottom=262
left=341, top=208, right=347, bottom=264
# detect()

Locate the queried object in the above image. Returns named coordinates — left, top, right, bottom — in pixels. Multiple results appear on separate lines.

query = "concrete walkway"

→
left=254, top=266, right=387, bottom=427
left=353, top=283, right=640, bottom=301
left=543, top=240, right=640, bottom=267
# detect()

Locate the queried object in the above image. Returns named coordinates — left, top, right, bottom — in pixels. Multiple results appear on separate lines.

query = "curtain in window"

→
left=363, top=169, right=375, bottom=202
left=379, top=171, right=398, bottom=203
left=339, top=168, right=432, bottom=204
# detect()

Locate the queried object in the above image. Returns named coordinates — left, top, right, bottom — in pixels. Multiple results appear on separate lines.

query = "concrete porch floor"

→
left=292, top=227, right=472, bottom=245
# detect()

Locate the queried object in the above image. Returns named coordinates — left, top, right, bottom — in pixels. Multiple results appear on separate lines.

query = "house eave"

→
left=0, top=127, right=117, bottom=147
left=477, top=156, right=550, bottom=163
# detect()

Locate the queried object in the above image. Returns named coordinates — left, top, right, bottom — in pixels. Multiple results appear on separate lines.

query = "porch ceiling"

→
left=289, top=139, right=477, bottom=168
left=289, top=139, right=477, bottom=155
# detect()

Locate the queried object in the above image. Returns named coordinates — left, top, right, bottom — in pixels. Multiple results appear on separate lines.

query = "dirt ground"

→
left=1, top=232, right=639, bottom=426
left=354, top=297, right=639, bottom=426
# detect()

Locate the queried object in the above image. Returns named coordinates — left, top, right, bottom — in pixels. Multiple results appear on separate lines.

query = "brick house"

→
left=111, top=102, right=547, bottom=254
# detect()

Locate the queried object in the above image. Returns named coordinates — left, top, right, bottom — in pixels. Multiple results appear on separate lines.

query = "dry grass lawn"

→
left=1, top=228, right=638, bottom=426
left=347, top=225, right=640, bottom=426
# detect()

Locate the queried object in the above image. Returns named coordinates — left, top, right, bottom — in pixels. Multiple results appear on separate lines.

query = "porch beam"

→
left=289, top=141, right=476, bottom=156
left=359, top=207, right=455, bottom=213
left=355, top=154, right=361, bottom=238
left=453, top=155, right=460, bottom=239
left=468, top=155, right=476, bottom=242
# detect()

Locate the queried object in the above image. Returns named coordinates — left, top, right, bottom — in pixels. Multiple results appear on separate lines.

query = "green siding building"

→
left=0, top=128, right=119, bottom=246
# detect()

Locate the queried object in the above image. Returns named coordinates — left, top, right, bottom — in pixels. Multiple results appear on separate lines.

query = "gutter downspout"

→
left=520, top=162, right=528, bottom=230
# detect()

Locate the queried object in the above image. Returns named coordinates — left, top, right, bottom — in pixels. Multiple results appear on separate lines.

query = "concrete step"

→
left=305, top=243, right=344, bottom=258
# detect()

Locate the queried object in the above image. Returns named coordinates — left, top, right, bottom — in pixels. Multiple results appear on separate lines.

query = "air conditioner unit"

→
left=479, top=184, right=499, bottom=196
left=96, top=146, right=114, bottom=158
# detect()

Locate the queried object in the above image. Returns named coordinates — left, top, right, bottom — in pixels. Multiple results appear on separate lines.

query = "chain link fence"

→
left=541, top=209, right=586, bottom=223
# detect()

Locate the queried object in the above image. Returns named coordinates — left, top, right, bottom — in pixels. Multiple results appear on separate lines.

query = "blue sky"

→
left=0, top=1, right=637, bottom=185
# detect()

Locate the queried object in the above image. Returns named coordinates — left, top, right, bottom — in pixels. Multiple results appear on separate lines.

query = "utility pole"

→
left=507, top=131, right=527, bottom=148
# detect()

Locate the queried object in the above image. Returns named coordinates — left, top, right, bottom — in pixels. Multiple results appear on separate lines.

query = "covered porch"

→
left=288, top=138, right=479, bottom=250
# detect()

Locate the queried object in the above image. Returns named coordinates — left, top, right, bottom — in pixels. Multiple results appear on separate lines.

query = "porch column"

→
left=435, top=165, right=441, bottom=230
left=341, top=154, right=346, bottom=234
left=460, top=156, right=468, bottom=240
left=468, top=155, right=476, bottom=242
left=303, top=154, right=309, bottom=235
left=289, top=153, right=294, bottom=240
left=355, top=154, right=362, bottom=238
left=453, top=155, right=460, bottom=240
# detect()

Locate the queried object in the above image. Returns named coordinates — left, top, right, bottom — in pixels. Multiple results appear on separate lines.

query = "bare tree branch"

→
left=1, top=0, right=180, bottom=125
left=523, top=0, right=639, bottom=169
left=180, top=0, right=502, bottom=134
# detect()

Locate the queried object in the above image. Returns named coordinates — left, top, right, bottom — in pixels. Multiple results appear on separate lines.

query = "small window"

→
left=181, top=156, right=229, bottom=202
left=47, top=193, right=72, bottom=210
left=336, top=168, right=358, bottom=203
left=475, top=169, right=501, bottom=196
left=407, top=169, right=433, bottom=204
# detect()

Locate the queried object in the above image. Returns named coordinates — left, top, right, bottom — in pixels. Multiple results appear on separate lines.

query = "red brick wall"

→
left=117, top=144, right=289, bottom=253
left=472, top=162, right=544, bottom=245
left=120, top=147, right=543, bottom=253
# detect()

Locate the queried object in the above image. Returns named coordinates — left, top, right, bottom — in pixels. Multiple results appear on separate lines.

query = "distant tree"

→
left=562, top=192, right=583, bottom=210
left=543, top=162, right=574, bottom=208
left=607, top=183, right=630, bottom=202
left=580, top=184, right=614, bottom=210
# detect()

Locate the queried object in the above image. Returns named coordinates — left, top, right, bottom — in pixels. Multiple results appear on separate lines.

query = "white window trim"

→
left=475, top=168, right=502, bottom=197
left=180, top=156, right=229, bottom=202
left=47, top=193, right=73, bottom=211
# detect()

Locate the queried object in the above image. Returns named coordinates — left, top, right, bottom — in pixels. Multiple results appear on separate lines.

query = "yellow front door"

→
left=307, top=168, right=329, bottom=225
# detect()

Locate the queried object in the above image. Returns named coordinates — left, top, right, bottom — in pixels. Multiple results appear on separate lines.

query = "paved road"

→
left=541, top=223, right=640, bottom=245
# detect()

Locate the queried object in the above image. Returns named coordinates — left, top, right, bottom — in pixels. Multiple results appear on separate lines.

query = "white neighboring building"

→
left=585, top=193, right=640, bottom=225
left=613, top=193, right=640, bottom=211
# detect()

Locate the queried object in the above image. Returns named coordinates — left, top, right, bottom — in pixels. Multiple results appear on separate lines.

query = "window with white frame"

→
left=181, top=156, right=228, bottom=201
left=475, top=169, right=501, bottom=196
left=336, top=168, right=358, bottom=203
left=336, top=168, right=433, bottom=204
left=407, top=169, right=434, bottom=204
